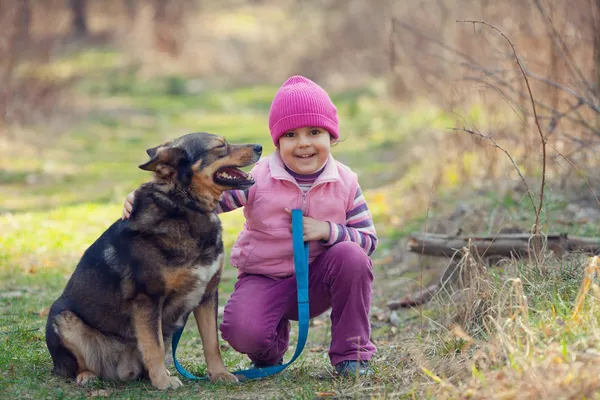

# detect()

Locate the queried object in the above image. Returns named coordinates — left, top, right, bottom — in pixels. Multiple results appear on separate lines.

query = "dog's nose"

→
left=253, top=144, right=262, bottom=155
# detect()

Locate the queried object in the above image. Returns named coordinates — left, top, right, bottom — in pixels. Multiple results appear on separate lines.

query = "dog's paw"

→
left=209, top=371, right=239, bottom=384
left=60, top=310, right=78, bottom=322
left=152, top=374, right=183, bottom=390
left=76, top=371, right=98, bottom=386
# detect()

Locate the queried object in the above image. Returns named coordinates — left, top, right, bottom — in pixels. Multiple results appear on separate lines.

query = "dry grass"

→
left=396, top=252, right=600, bottom=399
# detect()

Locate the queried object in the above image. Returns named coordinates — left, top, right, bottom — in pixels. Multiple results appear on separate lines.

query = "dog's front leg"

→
left=194, top=289, right=238, bottom=383
left=132, top=294, right=183, bottom=390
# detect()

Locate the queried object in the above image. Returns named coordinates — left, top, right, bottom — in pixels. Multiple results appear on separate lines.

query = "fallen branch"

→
left=387, top=284, right=440, bottom=310
left=407, top=232, right=600, bottom=258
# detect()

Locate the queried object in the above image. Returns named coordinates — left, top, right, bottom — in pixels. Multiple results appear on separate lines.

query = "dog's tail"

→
left=45, top=300, right=78, bottom=378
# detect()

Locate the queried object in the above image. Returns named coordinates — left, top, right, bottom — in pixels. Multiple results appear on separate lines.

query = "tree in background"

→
left=70, top=0, right=87, bottom=36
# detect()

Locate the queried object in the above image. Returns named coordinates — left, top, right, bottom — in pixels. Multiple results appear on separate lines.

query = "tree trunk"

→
left=16, top=0, right=31, bottom=43
left=70, top=0, right=88, bottom=37
left=153, top=0, right=184, bottom=57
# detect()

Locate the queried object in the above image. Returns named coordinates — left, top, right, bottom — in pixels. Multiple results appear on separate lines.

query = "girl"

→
left=123, top=75, right=378, bottom=377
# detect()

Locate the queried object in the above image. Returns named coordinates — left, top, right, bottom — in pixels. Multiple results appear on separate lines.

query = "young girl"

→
left=123, top=75, right=378, bottom=377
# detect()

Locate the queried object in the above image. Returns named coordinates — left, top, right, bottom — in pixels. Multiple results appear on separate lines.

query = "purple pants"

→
left=220, top=241, right=376, bottom=366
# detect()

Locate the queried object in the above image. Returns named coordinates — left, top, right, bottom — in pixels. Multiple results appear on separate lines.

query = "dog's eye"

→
left=215, top=143, right=226, bottom=149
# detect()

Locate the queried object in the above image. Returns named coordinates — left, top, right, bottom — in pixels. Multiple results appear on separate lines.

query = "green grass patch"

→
left=4, top=44, right=599, bottom=398
left=0, top=52, right=438, bottom=397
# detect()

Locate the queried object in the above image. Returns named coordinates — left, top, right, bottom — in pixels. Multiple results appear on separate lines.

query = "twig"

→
left=419, top=183, right=436, bottom=333
left=395, top=18, right=599, bottom=136
left=532, top=0, right=593, bottom=94
left=546, top=141, right=600, bottom=206
left=462, top=74, right=598, bottom=135
left=482, top=190, right=531, bottom=260
left=449, top=127, right=537, bottom=213
left=547, top=99, right=584, bottom=135
left=458, top=20, right=547, bottom=258
left=524, top=69, right=600, bottom=114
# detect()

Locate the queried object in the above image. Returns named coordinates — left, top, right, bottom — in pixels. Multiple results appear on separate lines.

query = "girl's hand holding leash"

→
left=284, top=208, right=330, bottom=242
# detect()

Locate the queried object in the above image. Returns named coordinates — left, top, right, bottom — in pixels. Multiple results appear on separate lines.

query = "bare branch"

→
left=546, top=141, right=600, bottom=206
left=449, top=127, right=537, bottom=212
left=547, top=99, right=584, bottom=135
left=524, top=69, right=600, bottom=114
left=393, top=19, right=483, bottom=71
left=463, top=75, right=598, bottom=135
left=398, top=17, right=599, bottom=137
left=458, top=20, right=547, bottom=243
left=532, top=0, right=593, bottom=94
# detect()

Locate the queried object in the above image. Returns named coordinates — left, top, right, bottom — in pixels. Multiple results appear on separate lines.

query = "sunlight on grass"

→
left=0, top=203, right=120, bottom=284
left=0, top=202, right=249, bottom=286
left=5, top=43, right=596, bottom=398
left=19, top=48, right=125, bottom=82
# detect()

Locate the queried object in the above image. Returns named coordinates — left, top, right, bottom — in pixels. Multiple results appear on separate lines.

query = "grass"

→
left=3, top=46, right=600, bottom=399
left=0, top=47, right=432, bottom=399
left=413, top=253, right=600, bottom=399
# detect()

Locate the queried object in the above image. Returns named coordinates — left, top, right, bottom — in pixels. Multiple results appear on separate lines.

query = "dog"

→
left=45, top=132, right=262, bottom=390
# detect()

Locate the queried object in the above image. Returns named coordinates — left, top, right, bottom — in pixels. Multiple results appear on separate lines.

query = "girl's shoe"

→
left=250, top=358, right=283, bottom=369
left=334, top=360, right=370, bottom=377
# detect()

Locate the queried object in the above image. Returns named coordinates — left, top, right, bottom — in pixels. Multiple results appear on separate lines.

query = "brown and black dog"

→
left=45, top=132, right=261, bottom=390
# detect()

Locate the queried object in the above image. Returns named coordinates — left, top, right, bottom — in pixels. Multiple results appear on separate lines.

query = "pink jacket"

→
left=229, top=152, right=359, bottom=278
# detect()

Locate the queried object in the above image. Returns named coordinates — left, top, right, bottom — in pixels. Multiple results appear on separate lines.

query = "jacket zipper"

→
left=278, top=177, right=334, bottom=213
left=276, top=177, right=335, bottom=275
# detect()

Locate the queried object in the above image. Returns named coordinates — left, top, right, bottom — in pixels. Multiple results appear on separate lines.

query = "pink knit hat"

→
left=268, top=75, right=339, bottom=145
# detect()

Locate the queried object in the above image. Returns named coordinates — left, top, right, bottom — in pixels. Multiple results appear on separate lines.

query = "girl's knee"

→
left=220, top=319, right=273, bottom=355
left=328, top=242, right=372, bottom=274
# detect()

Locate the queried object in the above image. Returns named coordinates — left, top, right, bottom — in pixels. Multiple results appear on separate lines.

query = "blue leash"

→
left=171, top=209, right=310, bottom=380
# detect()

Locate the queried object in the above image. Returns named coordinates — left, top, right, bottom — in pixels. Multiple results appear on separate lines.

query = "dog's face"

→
left=139, top=132, right=262, bottom=199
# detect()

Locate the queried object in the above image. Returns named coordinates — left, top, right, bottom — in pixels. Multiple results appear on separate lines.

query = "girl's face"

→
left=278, top=126, right=332, bottom=175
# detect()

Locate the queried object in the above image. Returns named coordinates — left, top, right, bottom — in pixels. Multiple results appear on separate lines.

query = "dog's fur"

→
left=45, top=132, right=261, bottom=390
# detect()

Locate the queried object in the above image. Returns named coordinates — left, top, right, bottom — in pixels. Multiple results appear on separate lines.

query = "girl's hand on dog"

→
left=284, top=208, right=331, bottom=242
left=122, top=191, right=135, bottom=220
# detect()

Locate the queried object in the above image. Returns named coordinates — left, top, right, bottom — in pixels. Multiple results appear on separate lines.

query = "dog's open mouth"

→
left=214, top=166, right=254, bottom=187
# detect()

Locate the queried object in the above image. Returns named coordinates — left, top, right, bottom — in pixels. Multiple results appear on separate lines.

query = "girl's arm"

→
left=323, top=186, right=378, bottom=256
left=216, top=189, right=249, bottom=214
left=122, top=188, right=249, bottom=219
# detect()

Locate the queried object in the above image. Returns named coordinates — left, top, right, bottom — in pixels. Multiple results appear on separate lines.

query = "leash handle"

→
left=172, top=208, right=310, bottom=381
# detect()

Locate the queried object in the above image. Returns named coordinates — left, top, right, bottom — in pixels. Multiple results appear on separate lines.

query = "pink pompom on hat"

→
left=268, top=75, right=339, bottom=146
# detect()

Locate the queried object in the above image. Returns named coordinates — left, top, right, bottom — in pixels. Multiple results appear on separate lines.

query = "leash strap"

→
left=171, top=208, right=310, bottom=380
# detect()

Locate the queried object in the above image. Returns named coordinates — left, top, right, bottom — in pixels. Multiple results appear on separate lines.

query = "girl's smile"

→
left=278, top=127, right=332, bottom=175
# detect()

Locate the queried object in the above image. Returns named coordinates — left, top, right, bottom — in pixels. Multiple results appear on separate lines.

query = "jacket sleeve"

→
left=322, top=185, right=378, bottom=256
left=216, top=189, right=249, bottom=214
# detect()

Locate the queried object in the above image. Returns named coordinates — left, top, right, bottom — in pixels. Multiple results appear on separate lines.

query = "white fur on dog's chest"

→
left=193, top=252, right=223, bottom=283
left=181, top=252, right=223, bottom=310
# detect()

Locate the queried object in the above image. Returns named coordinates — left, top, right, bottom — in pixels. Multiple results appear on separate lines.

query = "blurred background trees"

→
left=1, top=0, right=599, bottom=180
left=1, top=1, right=597, bottom=103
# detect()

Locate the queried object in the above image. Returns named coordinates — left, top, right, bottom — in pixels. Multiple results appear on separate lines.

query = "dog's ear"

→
left=145, top=145, right=161, bottom=159
left=143, top=140, right=172, bottom=161
left=139, top=146, right=189, bottom=179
